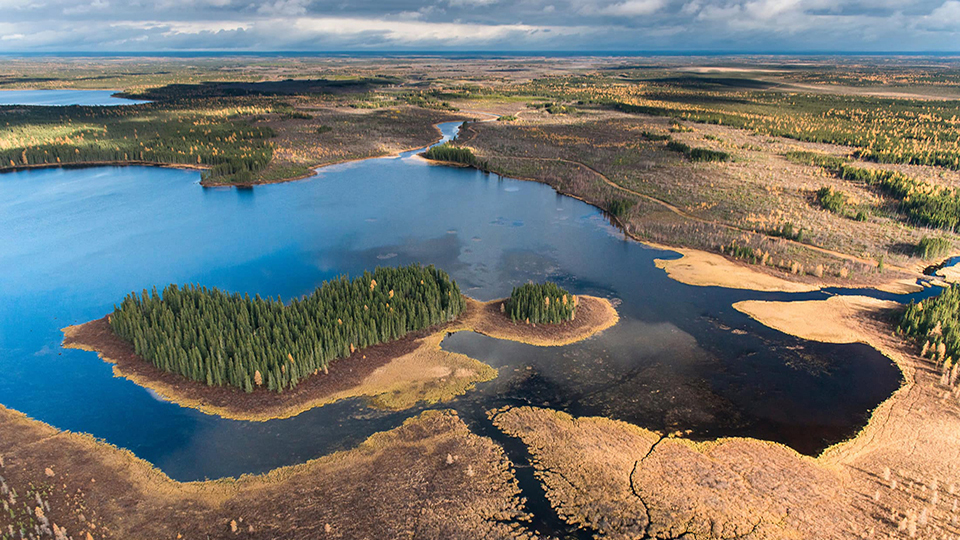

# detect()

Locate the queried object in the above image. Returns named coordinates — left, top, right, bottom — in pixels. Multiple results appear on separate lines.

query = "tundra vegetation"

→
left=108, top=264, right=466, bottom=393
left=3, top=54, right=960, bottom=539
left=506, top=282, right=576, bottom=324
left=4, top=57, right=960, bottom=281
left=0, top=101, right=275, bottom=183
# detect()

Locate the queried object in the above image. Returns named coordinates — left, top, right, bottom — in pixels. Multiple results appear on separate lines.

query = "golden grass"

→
left=653, top=247, right=821, bottom=292
left=0, top=406, right=529, bottom=539
left=487, top=296, right=960, bottom=538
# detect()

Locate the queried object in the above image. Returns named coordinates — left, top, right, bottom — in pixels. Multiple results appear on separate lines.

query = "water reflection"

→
left=0, top=121, right=908, bottom=480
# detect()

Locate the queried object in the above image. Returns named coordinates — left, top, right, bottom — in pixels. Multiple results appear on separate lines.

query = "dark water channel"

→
left=0, top=120, right=928, bottom=495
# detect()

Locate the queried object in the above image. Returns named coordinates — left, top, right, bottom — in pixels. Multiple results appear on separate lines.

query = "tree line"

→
left=900, top=284, right=960, bottom=388
left=423, top=142, right=488, bottom=169
left=108, top=264, right=466, bottom=393
left=788, top=151, right=960, bottom=232
left=0, top=100, right=276, bottom=184
left=506, top=282, right=576, bottom=324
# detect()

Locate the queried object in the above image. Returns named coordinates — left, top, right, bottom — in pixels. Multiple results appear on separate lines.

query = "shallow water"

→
left=0, top=121, right=918, bottom=481
left=0, top=89, right=148, bottom=106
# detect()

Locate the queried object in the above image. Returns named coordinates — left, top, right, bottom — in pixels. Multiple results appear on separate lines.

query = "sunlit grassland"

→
left=485, top=76, right=960, bottom=170
left=0, top=99, right=276, bottom=183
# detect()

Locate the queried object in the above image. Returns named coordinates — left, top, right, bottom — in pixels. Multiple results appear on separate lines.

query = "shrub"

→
left=688, top=147, right=730, bottom=162
left=784, top=151, right=846, bottom=171
left=607, top=197, right=636, bottom=219
left=916, top=236, right=952, bottom=260
left=666, top=140, right=729, bottom=162
left=641, top=131, right=671, bottom=141
left=816, top=186, right=847, bottom=213
left=666, top=141, right=691, bottom=154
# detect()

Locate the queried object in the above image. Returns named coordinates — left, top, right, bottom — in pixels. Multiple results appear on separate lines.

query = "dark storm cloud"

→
left=0, top=0, right=957, bottom=51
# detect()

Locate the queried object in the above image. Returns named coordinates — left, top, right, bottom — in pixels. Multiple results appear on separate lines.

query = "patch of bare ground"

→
left=0, top=407, right=532, bottom=540
left=489, top=296, right=960, bottom=538
left=61, top=296, right=617, bottom=421
left=457, top=107, right=958, bottom=289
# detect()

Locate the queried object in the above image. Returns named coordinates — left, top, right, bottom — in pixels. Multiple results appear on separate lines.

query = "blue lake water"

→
left=0, top=89, right=148, bottom=106
left=0, top=121, right=920, bottom=481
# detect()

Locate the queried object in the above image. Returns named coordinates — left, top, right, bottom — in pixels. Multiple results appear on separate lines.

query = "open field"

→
left=451, top=108, right=958, bottom=287
left=0, top=407, right=531, bottom=540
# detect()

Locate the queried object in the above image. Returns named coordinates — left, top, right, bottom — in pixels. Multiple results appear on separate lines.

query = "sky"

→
left=0, top=0, right=958, bottom=53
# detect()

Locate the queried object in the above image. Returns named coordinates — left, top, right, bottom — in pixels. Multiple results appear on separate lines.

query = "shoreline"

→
left=198, top=120, right=460, bottom=187
left=0, top=406, right=528, bottom=539
left=5, top=115, right=928, bottom=294
left=481, top=296, right=948, bottom=537
left=731, top=296, right=915, bottom=461
left=0, top=159, right=210, bottom=174
left=62, top=295, right=618, bottom=422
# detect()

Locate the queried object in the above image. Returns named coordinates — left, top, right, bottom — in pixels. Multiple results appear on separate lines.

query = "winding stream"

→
left=0, top=120, right=929, bottom=492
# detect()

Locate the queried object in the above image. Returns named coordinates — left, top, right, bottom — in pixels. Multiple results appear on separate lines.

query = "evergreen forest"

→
left=108, top=264, right=466, bottom=393
left=506, top=282, right=576, bottom=324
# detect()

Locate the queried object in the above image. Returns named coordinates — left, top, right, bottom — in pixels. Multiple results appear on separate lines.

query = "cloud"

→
left=596, top=0, right=666, bottom=16
left=922, top=0, right=960, bottom=29
left=256, top=0, right=308, bottom=16
left=0, top=0, right=953, bottom=51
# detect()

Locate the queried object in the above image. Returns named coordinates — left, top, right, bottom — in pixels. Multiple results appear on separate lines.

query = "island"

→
left=62, top=266, right=619, bottom=421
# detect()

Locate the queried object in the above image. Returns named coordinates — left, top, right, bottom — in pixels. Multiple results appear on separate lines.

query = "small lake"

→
left=0, top=121, right=920, bottom=481
left=0, top=89, right=148, bottom=106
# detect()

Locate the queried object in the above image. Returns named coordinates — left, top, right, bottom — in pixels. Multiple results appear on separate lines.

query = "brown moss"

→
left=0, top=406, right=530, bottom=540
left=482, top=296, right=960, bottom=539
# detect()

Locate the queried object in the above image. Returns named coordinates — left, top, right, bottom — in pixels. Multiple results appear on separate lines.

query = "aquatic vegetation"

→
left=507, top=282, right=576, bottom=324
left=108, top=264, right=466, bottom=392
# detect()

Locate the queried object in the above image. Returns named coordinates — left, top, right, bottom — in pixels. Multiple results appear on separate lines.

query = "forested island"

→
left=108, top=264, right=465, bottom=393
left=506, top=282, right=576, bottom=324
left=62, top=271, right=618, bottom=420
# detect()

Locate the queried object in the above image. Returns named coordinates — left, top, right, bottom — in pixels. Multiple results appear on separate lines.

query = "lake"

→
left=0, top=89, right=148, bottom=106
left=0, top=121, right=912, bottom=481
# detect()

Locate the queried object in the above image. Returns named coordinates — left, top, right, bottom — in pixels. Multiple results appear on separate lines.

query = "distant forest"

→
left=109, top=264, right=466, bottom=392
left=0, top=100, right=275, bottom=183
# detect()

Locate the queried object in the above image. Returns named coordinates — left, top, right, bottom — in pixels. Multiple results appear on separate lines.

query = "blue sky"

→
left=0, top=0, right=958, bottom=52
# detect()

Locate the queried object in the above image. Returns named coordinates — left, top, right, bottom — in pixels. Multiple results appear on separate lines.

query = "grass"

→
left=461, top=109, right=949, bottom=284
